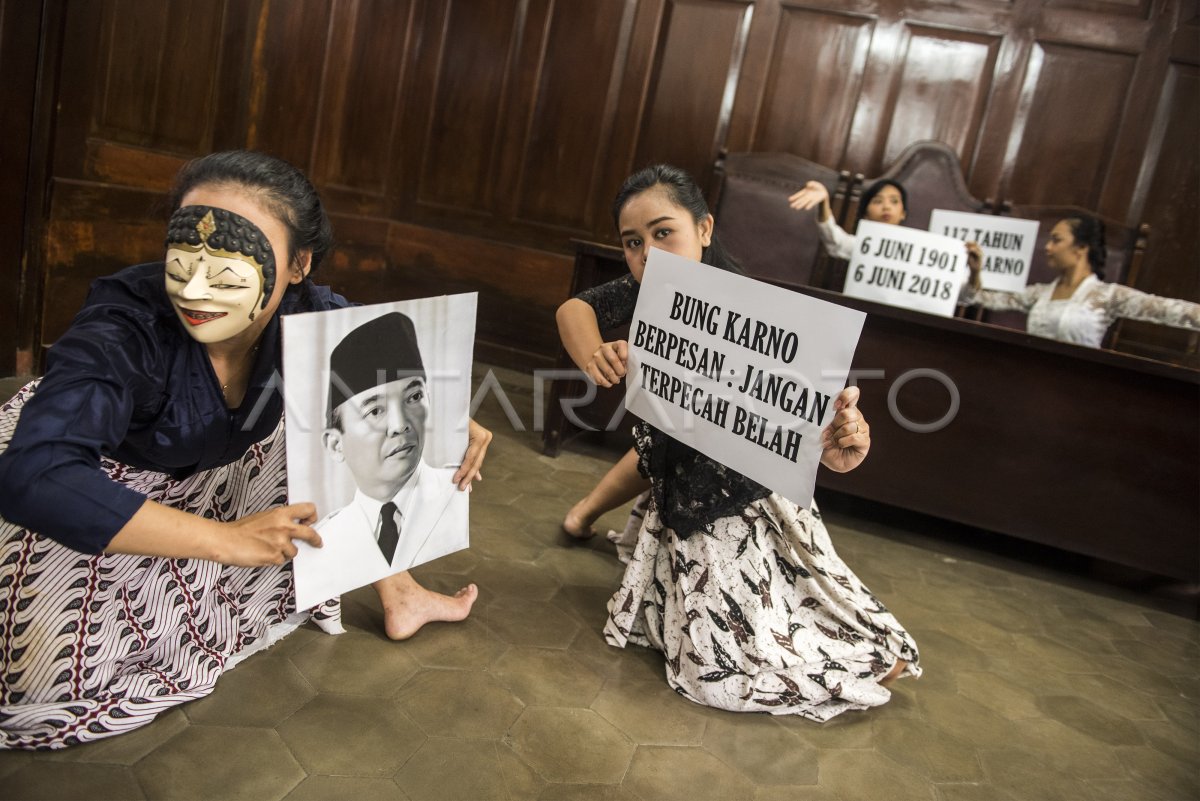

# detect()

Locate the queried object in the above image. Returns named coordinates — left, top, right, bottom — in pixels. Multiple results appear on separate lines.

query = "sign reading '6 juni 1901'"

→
left=843, top=220, right=968, bottom=317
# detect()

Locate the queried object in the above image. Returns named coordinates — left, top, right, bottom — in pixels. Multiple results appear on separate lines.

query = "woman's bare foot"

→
left=562, top=498, right=597, bottom=540
left=373, top=571, right=478, bottom=641
left=880, top=659, right=908, bottom=688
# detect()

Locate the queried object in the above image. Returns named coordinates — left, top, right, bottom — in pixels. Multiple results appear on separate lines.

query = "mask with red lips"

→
left=164, top=205, right=277, bottom=343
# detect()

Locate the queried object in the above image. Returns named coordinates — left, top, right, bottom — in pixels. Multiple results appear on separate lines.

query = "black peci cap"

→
left=326, top=312, right=426, bottom=424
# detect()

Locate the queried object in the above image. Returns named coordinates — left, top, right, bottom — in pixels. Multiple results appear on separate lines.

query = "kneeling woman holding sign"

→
left=557, top=165, right=919, bottom=720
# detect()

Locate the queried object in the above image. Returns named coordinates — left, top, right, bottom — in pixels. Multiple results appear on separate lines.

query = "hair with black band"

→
left=169, top=150, right=334, bottom=279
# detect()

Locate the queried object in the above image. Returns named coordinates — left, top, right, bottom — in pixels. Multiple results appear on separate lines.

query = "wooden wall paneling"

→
left=716, top=0, right=778, bottom=156
left=244, top=0, right=332, bottom=169
left=1046, top=0, right=1154, bottom=20
left=0, top=0, right=44, bottom=375
left=1001, top=40, right=1138, bottom=209
left=959, top=14, right=1033, bottom=203
left=1093, top=1, right=1178, bottom=219
left=100, top=0, right=225, bottom=153
left=509, top=0, right=634, bottom=233
left=94, top=0, right=170, bottom=143
left=749, top=3, right=876, bottom=167
left=1108, top=62, right=1200, bottom=363
left=594, top=0, right=666, bottom=242
left=382, top=220, right=572, bottom=367
left=40, top=181, right=169, bottom=345
left=878, top=23, right=1002, bottom=174
left=311, top=0, right=414, bottom=215
left=414, top=0, right=522, bottom=217
left=840, top=11, right=905, bottom=175
left=630, top=0, right=755, bottom=190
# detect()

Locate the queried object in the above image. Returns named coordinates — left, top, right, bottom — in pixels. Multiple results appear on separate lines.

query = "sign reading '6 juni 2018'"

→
left=625, top=248, right=865, bottom=510
left=843, top=220, right=968, bottom=317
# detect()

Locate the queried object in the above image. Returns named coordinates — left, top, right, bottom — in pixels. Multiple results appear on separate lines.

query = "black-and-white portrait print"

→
left=285, top=295, right=476, bottom=610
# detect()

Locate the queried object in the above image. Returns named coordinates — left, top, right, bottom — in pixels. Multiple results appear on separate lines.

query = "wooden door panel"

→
left=753, top=5, right=875, bottom=167
left=1046, top=0, right=1153, bottom=20
left=1133, top=62, right=1200, bottom=300
left=632, top=0, right=754, bottom=188
left=1006, top=41, right=1136, bottom=208
left=94, top=0, right=225, bottom=154
left=313, top=0, right=415, bottom=204
left=245, top=0, right=332, bottom=170
left=511, top=0, right=631, bottom=231
left=880, top=24, right=1001, bottom=173
left=416, top=0, right=520, bottom=215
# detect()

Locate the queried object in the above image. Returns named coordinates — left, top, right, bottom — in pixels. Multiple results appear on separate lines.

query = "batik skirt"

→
left=0, top=382, right=342, bottom=749
left=604, top=492, right=920, bottom=721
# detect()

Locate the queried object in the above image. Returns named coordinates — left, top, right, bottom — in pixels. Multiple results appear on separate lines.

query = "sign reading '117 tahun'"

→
left=930, top=209, right=1040, bottom=293
left=625, top=248, right=865, bottom=510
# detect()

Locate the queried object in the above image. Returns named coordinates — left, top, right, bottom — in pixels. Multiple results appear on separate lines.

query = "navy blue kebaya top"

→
left=0, top=262, right=350, bottom=554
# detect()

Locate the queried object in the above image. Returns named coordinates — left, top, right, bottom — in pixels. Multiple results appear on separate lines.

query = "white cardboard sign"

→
left=625, top=249, right=865, bottom=510
left=843, top=220, right=967, bottom=317
left=284, top=295, right=477, bottom=611
left=929, top=209, right=1040, bottom=293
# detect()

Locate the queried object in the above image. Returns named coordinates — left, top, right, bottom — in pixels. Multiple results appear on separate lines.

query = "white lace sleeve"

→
left=1102, top=284, right=1200, bottom=332
left=816, top=216, right=856, bottom=261
left=958, top=282, right=1041, bottom=313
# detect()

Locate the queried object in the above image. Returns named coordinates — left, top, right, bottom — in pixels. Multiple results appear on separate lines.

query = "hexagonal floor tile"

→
left=277, top=694, right=425, bottom=776
left=470, top=557, right=563, bottom=600
left=186, top=656, right=315, bottom=727
left=492, top=646, right=605, bottom=708
left=394, top=738, right=510, bottom=801
left=283, top=775, right=408, bottom=801
left=873, top=716, right=984, bottom=783
left=398, top=616, right=508, bottom=670
left=534, top=548, right=624, bottom=588
left=701, top=713, right=818, bottom=785
left=289, top=629, right=419, bottom=696
left=470, top=524, right=547, bottom=562
left=135, top=725, right=305, bottom=801
left=505, top=707, right=634, bottom=784
left=590, top=680, right=708, bottom=746
left=478, top=595, right=581, bottom=648
left=396, top=669, right=524, bottom=738
left=622, top=745, right=754, bottom=801
left=815, top=747, right=935, bottom=801
left=4, top=762, right=143, bottom=801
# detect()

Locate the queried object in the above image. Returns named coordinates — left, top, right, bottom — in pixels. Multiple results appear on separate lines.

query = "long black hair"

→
left=1062, top=215, right=1107, bottom=280
left=169, top=150, right=334, bottom=276
left=612, top=164, right=743, bottom=274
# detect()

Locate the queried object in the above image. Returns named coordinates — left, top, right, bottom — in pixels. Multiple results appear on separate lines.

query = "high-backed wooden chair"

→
left=711, top=151, right=851, bottom=290
left=849, top=140, right=993, bottom=231
left=981, top=203, right=1149, bottom=341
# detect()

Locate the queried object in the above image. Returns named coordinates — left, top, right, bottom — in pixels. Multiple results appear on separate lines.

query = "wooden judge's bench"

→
left=542, top=145, right=1199, bottom=583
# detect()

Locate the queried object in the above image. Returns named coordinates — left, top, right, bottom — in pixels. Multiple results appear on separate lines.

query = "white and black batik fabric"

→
left=0, top=382, right=342, bottom=749
left=605, top=492, right=921, bottom=722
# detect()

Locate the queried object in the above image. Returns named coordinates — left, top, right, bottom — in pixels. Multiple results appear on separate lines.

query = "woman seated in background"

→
left=557, top=164, right=920, bottom=721
left=961, top=214, right=1200, bottom=348
left=0, top=151, right=490, bottom=749
left=788, top=178, right=907, bottom=259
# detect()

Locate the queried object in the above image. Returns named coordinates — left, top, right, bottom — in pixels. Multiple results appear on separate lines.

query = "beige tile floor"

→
left=0, top=367, right=1197, bottom=800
